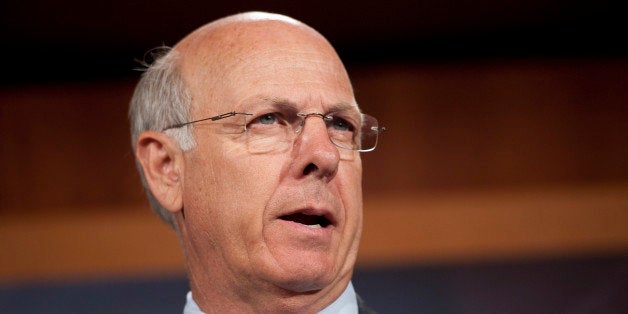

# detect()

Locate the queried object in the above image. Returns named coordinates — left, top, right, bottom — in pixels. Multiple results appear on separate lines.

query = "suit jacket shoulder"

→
left=357, top=294, right=377, bottom=314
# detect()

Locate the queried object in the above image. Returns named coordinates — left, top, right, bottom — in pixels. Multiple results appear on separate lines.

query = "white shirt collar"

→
left=317, top=282, right=358, bottom=314
left=183, top=282, right=358, bottom=314
left=183, top=290, right=203, bottom=314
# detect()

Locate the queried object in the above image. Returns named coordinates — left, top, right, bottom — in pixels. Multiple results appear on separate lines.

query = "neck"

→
left=188, top=272, right=352, bottom=313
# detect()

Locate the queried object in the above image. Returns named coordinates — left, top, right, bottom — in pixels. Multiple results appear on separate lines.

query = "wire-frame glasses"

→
left=163, top=109, right=385, bottom=154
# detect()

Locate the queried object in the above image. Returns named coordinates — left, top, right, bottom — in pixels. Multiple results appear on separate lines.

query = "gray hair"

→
left=129, top=47, right=195, bottom=228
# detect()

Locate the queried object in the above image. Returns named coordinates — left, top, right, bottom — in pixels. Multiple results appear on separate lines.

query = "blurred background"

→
left=1, top=0, right=627, bottom=313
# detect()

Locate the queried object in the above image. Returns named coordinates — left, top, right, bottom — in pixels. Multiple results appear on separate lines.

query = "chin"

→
left=267, top=250, right=340, bottom=293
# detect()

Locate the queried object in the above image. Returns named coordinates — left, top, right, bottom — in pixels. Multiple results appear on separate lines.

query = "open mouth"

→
left=279, top=212, right=331, bottom=229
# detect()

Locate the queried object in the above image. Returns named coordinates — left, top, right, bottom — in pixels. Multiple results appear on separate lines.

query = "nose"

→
left=293, top=113, right=340, bottom=178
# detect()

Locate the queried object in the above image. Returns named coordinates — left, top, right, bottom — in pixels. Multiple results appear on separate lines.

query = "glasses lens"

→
left=244, top=114, right=293, bottom=154
left=358, top=114, right=380, bottom=152
left=223, top=114, right=248, bottom=134
left=243, top=111, right=381, bottom=154
left=328, top=113, right=380, bottom=152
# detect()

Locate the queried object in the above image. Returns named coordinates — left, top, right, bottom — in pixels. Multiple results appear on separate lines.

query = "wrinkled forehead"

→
left=172, top=18, right=356, bottom=115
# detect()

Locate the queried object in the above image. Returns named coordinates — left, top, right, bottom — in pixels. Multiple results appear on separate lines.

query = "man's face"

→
left=176, top=21, right=363, bottom=295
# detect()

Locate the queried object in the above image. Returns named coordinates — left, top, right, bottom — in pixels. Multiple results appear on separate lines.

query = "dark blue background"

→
left=2, top=254, right=626, bottom=313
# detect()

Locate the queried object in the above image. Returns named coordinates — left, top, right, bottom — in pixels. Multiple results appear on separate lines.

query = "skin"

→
left=136, top=12, right=363, bottom=313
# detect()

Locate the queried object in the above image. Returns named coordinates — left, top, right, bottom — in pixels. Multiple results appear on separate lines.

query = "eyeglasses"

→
left=163, top=109, right=385, bottom=155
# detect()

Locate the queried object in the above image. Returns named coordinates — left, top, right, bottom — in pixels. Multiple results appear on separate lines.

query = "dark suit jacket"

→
left=357, top=294, right=377, bottom=314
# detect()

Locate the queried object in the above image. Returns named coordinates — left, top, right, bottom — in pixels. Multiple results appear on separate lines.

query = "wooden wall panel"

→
left=355, top=59, right=628, bottom=194
left=1, top=183, right=626, bottom=283
left=0, top=80, right=145, bottom=213
left=2, top=59, right=627, bottom=212
left=1, top=58, right=627, bottom=282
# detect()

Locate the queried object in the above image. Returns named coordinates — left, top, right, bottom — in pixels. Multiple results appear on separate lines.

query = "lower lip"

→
left=277, top=219, right=334, bottom=238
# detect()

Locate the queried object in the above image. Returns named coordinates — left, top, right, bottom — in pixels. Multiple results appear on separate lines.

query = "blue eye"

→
left=256, top=113, right=278, bottom=125
left=329, top=116, right=354, bottom=132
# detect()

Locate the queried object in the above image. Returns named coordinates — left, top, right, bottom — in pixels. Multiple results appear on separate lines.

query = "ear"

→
left=135, top=131, right=185, bottom=213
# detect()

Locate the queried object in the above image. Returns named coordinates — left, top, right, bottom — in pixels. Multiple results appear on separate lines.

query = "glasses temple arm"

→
left=162, top=112, right=252, bottom=131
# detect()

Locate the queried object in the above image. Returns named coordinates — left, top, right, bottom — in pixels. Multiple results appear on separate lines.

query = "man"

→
left=129, top=11, right=384, bottom=313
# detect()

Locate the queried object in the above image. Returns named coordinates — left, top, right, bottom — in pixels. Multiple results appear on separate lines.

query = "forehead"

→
left=175, top=20, right=356, bottom=116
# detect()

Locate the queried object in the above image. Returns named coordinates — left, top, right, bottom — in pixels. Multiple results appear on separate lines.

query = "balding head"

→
left=173, top=12, right=354, bottom=118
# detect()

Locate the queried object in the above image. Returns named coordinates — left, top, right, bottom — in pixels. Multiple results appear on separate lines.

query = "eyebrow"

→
left=241, top=96, right=359, bottom=114
left=326, top=102, right=359, bottom=114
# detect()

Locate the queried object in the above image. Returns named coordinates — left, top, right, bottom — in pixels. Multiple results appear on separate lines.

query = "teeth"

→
left=306, top=224, right=322, bottom=229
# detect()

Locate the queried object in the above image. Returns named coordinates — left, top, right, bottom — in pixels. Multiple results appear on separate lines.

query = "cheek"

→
left=182, top=152, right=283, bottom=251
left=234, top=155, right=284, bottom=197
left=205, top=153, right=284, bottom=230
left=342, top=160, right=364, bottom=231
left=338, top=159, right=363, bottom=200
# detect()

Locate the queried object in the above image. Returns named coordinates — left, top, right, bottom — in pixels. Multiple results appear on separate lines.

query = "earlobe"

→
left=135, top=131, right=184, bottom=213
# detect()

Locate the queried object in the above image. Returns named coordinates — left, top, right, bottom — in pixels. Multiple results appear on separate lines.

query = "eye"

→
left=329, top=116, right=355, bottom=132
left=251, top=113, right=280, bottom=125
